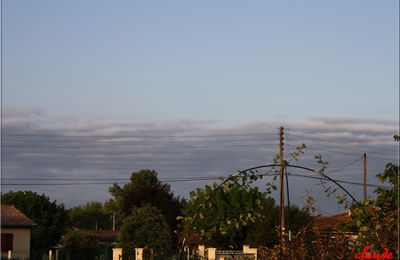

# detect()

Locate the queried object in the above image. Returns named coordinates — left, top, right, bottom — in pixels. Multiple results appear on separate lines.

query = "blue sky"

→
left=3, top=0, right=398, bottom=123
left=2, top=1, right=399, bottom=212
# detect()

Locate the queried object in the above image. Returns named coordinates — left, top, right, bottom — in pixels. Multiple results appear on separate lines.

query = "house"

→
left=314, top=211, right=350, bottom=231
left=94, top=230, right=119, bottom=259
left=314, top=211, right=358, bottom=244
left=1, top=204, right=36, bottom=260
left=94, top=230, right=119, bottom=244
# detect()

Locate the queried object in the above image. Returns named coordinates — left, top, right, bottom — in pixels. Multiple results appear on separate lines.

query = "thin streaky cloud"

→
left=1, top=108, right=398, bottom=212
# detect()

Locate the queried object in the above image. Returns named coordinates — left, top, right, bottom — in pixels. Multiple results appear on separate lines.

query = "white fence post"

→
left=112, top=248, right=122, bottom=260
left=135, top=248, right=144, bottom=260
left=243, top=245, right=258, bottom=259
left=198, top=245, right=205, bottom=258
left=207, top=248, right=216, bottom=260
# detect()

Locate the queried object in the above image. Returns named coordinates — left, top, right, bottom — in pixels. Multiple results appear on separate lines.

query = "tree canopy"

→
left=1, top=190, right=68, bottom=253
left=340, top=161, right=399, bottom=255
left=180, top=181, right=310, bottom=249
left=336, top=136, right=399, bottom=257
left=61, top=229, right=101, bottom=260
left=106, top=169, right=184, bottom=253
left=118, top=205, right=172, bottom=259
left=68, top=201, right=111, bottom=230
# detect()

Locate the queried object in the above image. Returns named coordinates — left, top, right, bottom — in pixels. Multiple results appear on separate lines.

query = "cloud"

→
left=3, top=107, right=45, bottom=118
left=311, top=116, right=398, bottom=127
left=1, top=109, right=398, bottom=212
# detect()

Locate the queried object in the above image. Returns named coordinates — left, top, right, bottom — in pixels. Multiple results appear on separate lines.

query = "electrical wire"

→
left=288, top=132, right=397, bottom=152
left=1, top=173, right=391, bottom=189
left=327, top=156, right=363, bottom=174
left=2, top=137, right=277, bottom=145
left=286, top=144, right=397, bottom=162
left=287, top=173, right=389, bottom=188
left=2, top=143, right=278, bottom=150
left=1, top=131, right=279, bottom=139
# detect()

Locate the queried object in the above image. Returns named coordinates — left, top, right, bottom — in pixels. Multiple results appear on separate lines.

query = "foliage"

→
left=106, top=169, right=184, bottom=250
left=180, top=183, right=274, bottom=249
left=178, top=143, right=313, bottom=252
left=180, top=182, right=311, bottom=249
left=339, top=162, right=399, bottom=256
left=285, top=205, right=313, bottom=236
left=68, top=201, right=111, bottom=230
left=1, top=190, right=68, bottom=252
left=337, top=135, right=399, bottom=256
left=60, top=229, right=101, bottom=260
left=314, top=154, right=350, bottom=206
left=118, top=205, right=172, bottom=259
left=259, top=225, right=357, bottom=259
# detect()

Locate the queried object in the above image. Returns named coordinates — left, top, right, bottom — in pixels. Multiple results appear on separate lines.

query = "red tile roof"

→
left=94, top=230, right=119, bottom=242
left=1, top=204, right=36, bottom=228
left=314, top=212, right=350, bottom=230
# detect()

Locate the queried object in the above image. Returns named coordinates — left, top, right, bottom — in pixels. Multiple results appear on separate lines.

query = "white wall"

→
left=1, top=228, right=31, bottom=260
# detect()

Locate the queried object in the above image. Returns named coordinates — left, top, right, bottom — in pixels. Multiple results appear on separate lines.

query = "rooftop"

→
left=1, top=204, right=36, bottom=228
left=94, top=230, right=119, bottom=242
left=314, top=212, right=350, bottom=230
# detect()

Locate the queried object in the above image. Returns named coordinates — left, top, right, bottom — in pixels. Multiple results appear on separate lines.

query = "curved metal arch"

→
left=180, top=163, right=359, bottom=254
left=238, top=164, right=359, bottom=204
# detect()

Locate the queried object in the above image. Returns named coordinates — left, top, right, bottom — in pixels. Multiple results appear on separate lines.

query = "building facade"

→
left=1, top=204, right=36, bottom=260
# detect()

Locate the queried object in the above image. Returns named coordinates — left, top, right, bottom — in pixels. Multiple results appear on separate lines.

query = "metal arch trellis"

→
left=179, top=163, right=360, bottom=258
left=214, top=163, right=359, bottom=205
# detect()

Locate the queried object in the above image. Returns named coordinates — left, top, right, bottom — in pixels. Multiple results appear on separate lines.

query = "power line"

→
left=289, top=139, right=396, bottom=157
left=0, top=177, right=222, bottom=186
left=2, top=136, right=277, bottom=145
left=1, top=173, right=391, bottom=189
left=1, top=130, right=279, bottom=139
left=368, top=155, right=399, bottom=162
left=286, top=144, right=397, bottom=162
left=286, top=135, right=397, bottom=157
left=2, top=142, right=277, bottom=151
left=288, top=132, right=397, bottom=152
left=1, top=176, right=220, bottom=181
left=327, top=156, right=363, bottom=174
left=287, top=173, right=389, bottom=189
left=2, top=127, right=279, bottom=134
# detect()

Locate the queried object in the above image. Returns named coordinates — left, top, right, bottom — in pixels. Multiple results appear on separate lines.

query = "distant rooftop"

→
left=94, top=230, right=119, bottom=242
left=314, top=212, right=350, bottom=230
left=1, top=204, right=36, bottom=228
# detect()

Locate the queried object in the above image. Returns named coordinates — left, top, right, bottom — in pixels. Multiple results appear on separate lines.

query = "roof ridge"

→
left=1, top=204, right=37, bottom=228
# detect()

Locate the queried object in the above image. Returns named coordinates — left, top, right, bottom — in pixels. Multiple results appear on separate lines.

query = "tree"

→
left=180, top=181, right=310, bottom=249
left=337, top=135, right=399, bottom=257
left=340, top=161, right=399, bottom=255
left=106, top=169, right=184, bottom=250
left=118, top=205, right=172, bottom=259
left=61, top=229, right=101, bottom=260
left=68, top=201, right=111, bottom=230
left=1, top=191, right=68, bottom=254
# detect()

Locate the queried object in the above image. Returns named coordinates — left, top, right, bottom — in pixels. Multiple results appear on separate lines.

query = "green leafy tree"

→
left=340, top=162, right=398, bottom=255
left=181, top=182, right=310, bottom=249
left=118, top=205, right=172, bottom=259
left=61, top=229, right=101, bottom=260
left=106, top=169, right=184, bottom=250
left=339, top=136, right=399, bottom=257
left=1, top=191, right=68, bottom=255
left=68, top=201, right=111, bottom=230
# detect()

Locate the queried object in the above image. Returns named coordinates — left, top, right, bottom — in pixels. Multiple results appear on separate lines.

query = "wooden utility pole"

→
left=279, top=126, right=285, bottom=256
left=363, top=153, right=367, bottom=200
left=112, top=212, right=116, bottom=231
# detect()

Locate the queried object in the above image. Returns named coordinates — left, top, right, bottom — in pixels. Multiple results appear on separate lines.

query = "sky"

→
left=1, top=1, right=399, bottom=214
